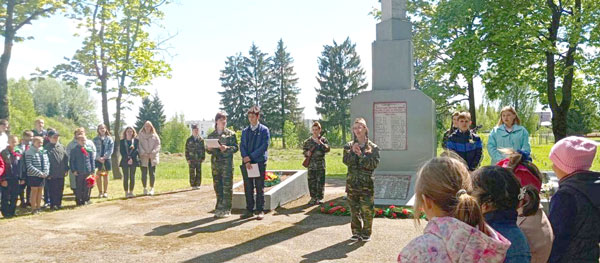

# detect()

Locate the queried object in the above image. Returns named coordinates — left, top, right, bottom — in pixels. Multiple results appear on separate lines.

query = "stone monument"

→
left=350, top=0, right=436, bottom=206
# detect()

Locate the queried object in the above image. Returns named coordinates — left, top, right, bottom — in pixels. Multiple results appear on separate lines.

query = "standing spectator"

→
left=66, top=128, right=96, bottom=197
left=302, top=121, right=330, bottom=205
left=25, top=136, right=49, bottom=214
left=0, top=119, right=8, bottom=152
left=343, top=118, right=380, bottom=242
left=16, top=131, right=33, bottom=208
left=120, top=127, right=139, bottom=198
left=206, top=112, right=238, bottom=218
left=487, top=106, right=531, bottom=164
left=547, top=136, right=600, bottom=263
left=472, top=166, right=532, bottom=262
left=70, top=135, right=95, bottom=206
left=445, top=112, right=483, bottom=171
left=1, top=135, right=21, bottom=218
left=441, top=111, right=460, bottom=149
left=398, top=157, right=510, bottom=262
left=138, top=121, right=160, bottom=196
left=93, top=124, right=114, bottom=198
left=45, top=130, right=69, bottom=210
left=32, top=119, right=49, bottom=146
left=185, top=124, right=205, bottom=189
left=239, top=106, right=270, bottom=220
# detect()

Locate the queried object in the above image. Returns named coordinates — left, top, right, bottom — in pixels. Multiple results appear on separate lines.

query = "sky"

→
left=8, top=0, right=485, bottom=126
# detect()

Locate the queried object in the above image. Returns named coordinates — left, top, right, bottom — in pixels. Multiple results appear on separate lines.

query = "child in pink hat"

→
left=548, top=136, right=600, bottom=263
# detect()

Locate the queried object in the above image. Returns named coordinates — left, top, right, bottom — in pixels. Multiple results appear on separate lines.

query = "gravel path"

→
left=0, top=179, right=421, bottom=263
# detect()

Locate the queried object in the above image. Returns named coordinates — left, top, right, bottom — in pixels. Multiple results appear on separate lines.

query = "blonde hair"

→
left=312, top=121, right=322, bottom=130
left=122, top=126, right=137, bottom=140
left=452, top=111, right=460, bottom=117
left=497, top=106, right=521, bottom=126
left=457, top=112, right=471, bottom=121
left=97, top=124, right=111, bottom=136
left=140, top=121, right=157, bottom=135
left=414, top=157, right=486, bottom=232
left=9, top=135, right=19, bottom=142
left=74, top=127, right=86, bottom=136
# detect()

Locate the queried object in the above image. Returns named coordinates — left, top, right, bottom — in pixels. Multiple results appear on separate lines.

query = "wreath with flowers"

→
left=319, top=201, right=419, bottom=219
left=264, top=171, right=281, bottom=187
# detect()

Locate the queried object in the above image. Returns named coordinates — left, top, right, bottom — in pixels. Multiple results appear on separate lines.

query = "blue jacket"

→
left=445, top=129, right=482, bottom=171
left=549, top=171, right=600, bottom=263
left=487, top=124, right=531, bottom=164
left=69, top=146, right=95, bottom=175
left=485, top=209, right=532, bottom=263
left=240, top=123, right=270, bottom=164
left=93, top=136, right=114, bottom=161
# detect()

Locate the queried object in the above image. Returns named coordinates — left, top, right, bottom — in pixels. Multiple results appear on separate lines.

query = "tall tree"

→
left=0, top=0, right=68, bottom=120
left=243, top=43, right=277, bottom=129
left=272, top=39, right=302, bottom=148
left=315, top=37, right=367, bottom=142
left=219, top=53, right=249, bottom=131
left=150, top=92, right=166, bottom=136
left=481, top=0, right=599, bottom=141
left=135, top=93, right=165, bottom=135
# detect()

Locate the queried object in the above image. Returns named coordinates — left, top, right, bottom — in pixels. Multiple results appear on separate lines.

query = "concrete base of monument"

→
left=374, top=171, right=417, bottom=206
left=232, top=170, right=308, bottom=211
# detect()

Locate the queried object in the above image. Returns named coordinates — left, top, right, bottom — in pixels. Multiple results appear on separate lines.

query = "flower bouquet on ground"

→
left=264, top=171, right=281, bottom=187
left=319, top=201, right=351, bottom=216
left=319, top=202, right=420, bottom=219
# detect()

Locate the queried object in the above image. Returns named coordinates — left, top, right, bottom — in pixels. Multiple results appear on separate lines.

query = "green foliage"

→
left=7, top=78, right=36, bottom=134
left=243, top=43, right=278, bottom=129
left=161, top=113, right=188, bottom=153
left=315, top=37, right=367, bottom=143
left=282, top=120, right=299, bottom=148
left=219, top=53, right=249, bottom=131
left=272, top=39, right=302, bottom=148
left=135, top=93, right=166, bottom=135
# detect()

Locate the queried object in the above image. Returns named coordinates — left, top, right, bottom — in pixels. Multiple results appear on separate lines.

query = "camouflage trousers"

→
left=188, top=160, right=202, bottom=187
left=212, top=163, right=233, bottom=212
left=347, top=191, right=374, bottom=237
left=307, top=169, right=326, bottom=200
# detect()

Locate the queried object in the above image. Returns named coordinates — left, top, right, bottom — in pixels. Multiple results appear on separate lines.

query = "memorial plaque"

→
left=373, top=102, right=407, bottom=151
left=374, top=174, right=412, bottom=200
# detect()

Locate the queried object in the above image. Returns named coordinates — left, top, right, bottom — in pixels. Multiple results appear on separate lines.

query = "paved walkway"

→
left=0, top=179, right=421, bottom=262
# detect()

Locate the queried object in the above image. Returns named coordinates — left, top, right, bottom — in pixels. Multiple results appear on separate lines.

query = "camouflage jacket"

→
left=205, top=128, right=238, bottom=164
left=302, top=136, right=330, bottom=170
left=185, top=135, right=205, bottom=161
left=343, top=140, right=380, bottom=195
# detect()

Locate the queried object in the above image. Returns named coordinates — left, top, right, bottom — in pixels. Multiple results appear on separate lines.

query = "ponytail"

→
left=454, top=192, right=486, bottom=232
left=519, top=185, right=540, bottom=217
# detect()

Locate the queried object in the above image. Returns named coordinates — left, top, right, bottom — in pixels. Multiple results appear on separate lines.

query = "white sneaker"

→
left=149, top=188, right=154, bottom=196
left=103, top=193, right=108, bottom=198
left=143, top=188, right=148, bottom=195
left=98, top=193, right=103, bottom=198
left=223, top=211, right=231, bottom=218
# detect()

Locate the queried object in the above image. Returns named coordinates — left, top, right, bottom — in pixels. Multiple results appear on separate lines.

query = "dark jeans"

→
left=43, top=180, right=51, bottom=205
left=47, top=178, right=65, bottom=208
left=241, top=162, right=266, bottom=213
left=141, top=160, right=156, bottom=188
left=122, top=165, right=137, bottom=192
left=1, top=178, right=19, bottom=218
left=75, top=174, right=91, bottom=205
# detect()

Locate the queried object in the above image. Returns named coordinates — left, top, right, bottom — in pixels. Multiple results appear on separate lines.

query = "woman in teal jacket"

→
left=487, top=106, right=531, bottom=164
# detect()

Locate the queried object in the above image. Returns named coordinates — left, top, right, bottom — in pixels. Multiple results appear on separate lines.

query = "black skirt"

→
left=95, top=159, right=112, bottom=171
left=28, top=176, right=45, bottom=187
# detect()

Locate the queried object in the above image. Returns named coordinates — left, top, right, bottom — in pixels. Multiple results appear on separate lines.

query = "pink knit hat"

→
left=549, top=136, right=597, bottom=174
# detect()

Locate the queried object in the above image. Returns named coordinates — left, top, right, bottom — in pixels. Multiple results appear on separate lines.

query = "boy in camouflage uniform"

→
left=302, top=121, right=330, bottom=205
left=206, top=112, right=238, bottom=218
left=185, top=125, right=205, bottom=189
left=343, top=118, right=380, bottom=242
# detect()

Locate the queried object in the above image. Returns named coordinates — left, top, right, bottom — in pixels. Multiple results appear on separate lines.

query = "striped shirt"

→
left=25, top=147, right=49, bottom=177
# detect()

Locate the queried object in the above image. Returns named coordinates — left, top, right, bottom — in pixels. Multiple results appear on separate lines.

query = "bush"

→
left=161, top=114, right=189, bottom=153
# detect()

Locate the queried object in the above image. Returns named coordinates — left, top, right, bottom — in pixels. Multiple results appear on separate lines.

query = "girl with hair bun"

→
left=398, top=157, right=510, bottom=262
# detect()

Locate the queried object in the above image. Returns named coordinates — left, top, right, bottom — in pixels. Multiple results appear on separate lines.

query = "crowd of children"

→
left=0, top=119, right=162, bottom=216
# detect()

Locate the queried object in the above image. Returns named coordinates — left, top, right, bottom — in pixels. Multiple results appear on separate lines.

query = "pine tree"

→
left=315, top=37, right=367, bottom=143
left=219, top=53, right=250, bottom=131
left=272, top=39, right=302, bottom=148
left=243, top=43, right=277, bottom=129
left=135, top=93, right=166, bottom=135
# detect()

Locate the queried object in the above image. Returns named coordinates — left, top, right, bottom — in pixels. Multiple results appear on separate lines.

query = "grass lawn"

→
left=12, top=136, right=600, bottom=217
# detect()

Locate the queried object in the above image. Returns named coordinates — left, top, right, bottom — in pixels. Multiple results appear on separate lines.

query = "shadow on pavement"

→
left=300, top=239, right=365, bottom=263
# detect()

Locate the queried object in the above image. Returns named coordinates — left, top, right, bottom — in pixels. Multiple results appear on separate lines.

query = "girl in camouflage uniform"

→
left=206, top=112, right=238, bottom=218
left=343, top=118, right=380, bottom=242
left=302, top=121, right=330, bottom=205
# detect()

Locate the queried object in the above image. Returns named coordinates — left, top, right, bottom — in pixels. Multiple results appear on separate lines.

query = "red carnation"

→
left=80, top=147, right=89, bottom=157
left=329, top=202, right=335, bottom=207
left=392, top=213, right=397, bottom=218
left=377, top=209, right=384, bottom=215
left=389, top=205, right=396, bottom=209
left=340, top=208, right=346, bottom=213
left=320, top=207, right=326, bottom=213
left=402, top=209, right=410, bottom=215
